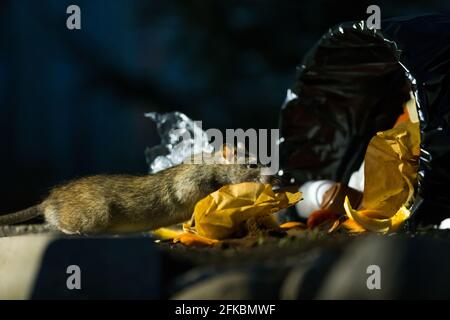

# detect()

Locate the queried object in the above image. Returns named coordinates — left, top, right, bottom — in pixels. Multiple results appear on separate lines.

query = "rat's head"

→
left=188, top=144, right=278, bottom=188
left=202, top=144, right=264, bottom=184
left=214, top=163, right=273, bottom=185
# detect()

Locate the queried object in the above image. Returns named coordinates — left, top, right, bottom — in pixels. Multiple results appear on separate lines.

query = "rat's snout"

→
left=259, top=174, right=281, bottom=186
left=264, top=170, right=299, bottom=189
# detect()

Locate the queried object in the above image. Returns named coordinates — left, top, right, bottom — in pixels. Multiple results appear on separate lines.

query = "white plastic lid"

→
left=295, top=180, right=335, bottom=218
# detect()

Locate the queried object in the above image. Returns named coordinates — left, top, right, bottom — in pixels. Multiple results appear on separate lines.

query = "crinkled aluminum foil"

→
left=145, top=112, right=213, bottom=173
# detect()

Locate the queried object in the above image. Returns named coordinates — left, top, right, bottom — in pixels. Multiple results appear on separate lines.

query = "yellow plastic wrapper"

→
left=343, top=118, right=420, bottom=233
left=152, top=183, right=301, bottom=245
left=184, top=182, right=301, bottom=240
left=173, top=233, right=219, bottom=246
left=151, top=227, right=184, bottom=240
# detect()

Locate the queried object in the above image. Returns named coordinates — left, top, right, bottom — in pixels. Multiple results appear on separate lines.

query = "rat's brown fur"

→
left=1, top=163, right=268, bottom=234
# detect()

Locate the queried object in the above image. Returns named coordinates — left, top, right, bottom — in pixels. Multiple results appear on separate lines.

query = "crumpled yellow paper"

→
left=152, top=183, right=301, bottom=245
left=342, top=119, right=420, bottom=233
left=183, top=182, right=301, bottom=240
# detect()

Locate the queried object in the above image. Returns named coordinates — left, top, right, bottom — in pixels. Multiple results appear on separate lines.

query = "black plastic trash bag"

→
left=279, top=14, right=450, bottom=225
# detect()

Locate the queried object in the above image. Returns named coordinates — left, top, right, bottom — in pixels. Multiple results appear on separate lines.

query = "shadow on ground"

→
left=1, top=225, right=450, bottom=299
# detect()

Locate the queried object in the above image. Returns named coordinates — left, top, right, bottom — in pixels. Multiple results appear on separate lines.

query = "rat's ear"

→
left=208, top=144, right=231, bottom=164
left=235, top=141, right=246, bottom=154
left=235, top=141, right=258, bottom=164
left=221, top=143, right=236, bottom=163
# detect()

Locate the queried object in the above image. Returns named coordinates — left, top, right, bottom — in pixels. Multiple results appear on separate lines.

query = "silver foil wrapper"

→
left=145, top=111, right=213, bottom=173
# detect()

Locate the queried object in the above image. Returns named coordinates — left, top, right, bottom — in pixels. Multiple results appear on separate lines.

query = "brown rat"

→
left=0, top=163, right=270, bottom=234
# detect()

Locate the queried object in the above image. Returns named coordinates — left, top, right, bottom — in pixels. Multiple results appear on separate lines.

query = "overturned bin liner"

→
left=279, top=14, right=450, bottom=225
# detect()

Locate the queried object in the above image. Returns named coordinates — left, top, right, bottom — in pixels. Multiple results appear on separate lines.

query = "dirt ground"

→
left=0, top=222, right=444, bottom=266
left=3, top=223, right=450, bottom=299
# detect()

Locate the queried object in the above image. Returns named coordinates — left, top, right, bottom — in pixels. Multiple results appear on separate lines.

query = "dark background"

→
left=0, top=0, right=448, bottom=213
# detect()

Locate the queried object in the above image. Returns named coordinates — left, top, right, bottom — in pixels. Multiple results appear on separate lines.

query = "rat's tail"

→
left=0, top=206, right=42, bottom=225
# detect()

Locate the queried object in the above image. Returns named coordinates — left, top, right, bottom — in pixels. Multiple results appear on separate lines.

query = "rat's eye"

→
left=210, top=178, right=223, bottom=192
left=247, top=163, right=258, bottom=169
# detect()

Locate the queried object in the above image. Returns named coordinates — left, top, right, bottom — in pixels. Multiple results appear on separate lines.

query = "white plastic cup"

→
left=295, top=180, right=335, bottom=218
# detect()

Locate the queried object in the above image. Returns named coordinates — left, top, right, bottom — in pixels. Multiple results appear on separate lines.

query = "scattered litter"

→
left=307, top=210, right=340, bottom=230
left=341, top=118, right=419, bottom=233
left=439, top=219, right=450, bottom=230
left=153, top=182, right=301, bottom=246
left=173, top=233, right=219, bottom=246
left=185, top=182, right=301, bottom=240
left=279, top=221, right=306, bottom=230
